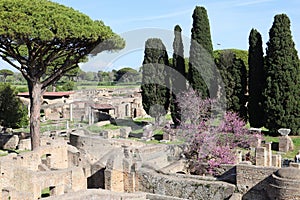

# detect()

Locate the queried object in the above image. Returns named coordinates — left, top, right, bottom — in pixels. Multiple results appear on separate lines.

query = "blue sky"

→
left=1, top=0, right=300, bottom=72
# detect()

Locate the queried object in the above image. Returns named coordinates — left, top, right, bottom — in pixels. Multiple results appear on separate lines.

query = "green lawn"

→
left=264, top=135, right=300, bottom=159
left=87, top=124, right=121, bottom=133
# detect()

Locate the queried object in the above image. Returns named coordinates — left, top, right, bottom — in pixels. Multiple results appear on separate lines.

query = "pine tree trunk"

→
left=28, top=81, right=42, bottom=150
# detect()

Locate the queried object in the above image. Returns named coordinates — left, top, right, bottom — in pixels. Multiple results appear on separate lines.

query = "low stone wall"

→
left=236, top=164, right=279, bottom=200
left=136, top=167, right=236, bottom=199
left=7, top=167, right=86, bottom=199
left=45, top=189, right=148, bottom=200
left=268, top=167, right=300, bottom=200
left=70, top=131, right=144, bottom=160
left=99, top=126, right=132, bottom=139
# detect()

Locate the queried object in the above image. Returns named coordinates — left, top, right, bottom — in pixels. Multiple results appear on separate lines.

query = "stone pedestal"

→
left=279, top=135, right=294, bottom=152
left=263, top=143, right=272, bottom=167
left=290, top=162, right=300, bottom=169
left=255, top=147, right=267, bottom=166
left=272, top=154, right=281, bottom=167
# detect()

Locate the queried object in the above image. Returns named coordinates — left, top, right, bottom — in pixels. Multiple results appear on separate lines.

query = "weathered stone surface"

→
left=255, top=146, right=267, bottom=166
left=1, top=135, right=19, bottom=149
left=136, top=167, right=235, bottom=200
left=290, top=162, right=300, bottom=169
left=236, top=164, right=278, bottom=199
left=275, top=167, right=300, bottom=179
left=279, top=135, right=294, bottom=152
left=18, top=138, right=31, bottom=151
left=142, top=124, right=153, bottom=139
left=45, top=189, right=148, bottom=200
left=268, top=168, right=300, bottom=200
left=95, top=120, right=111, bottom=127
left=120, top=127, right=132, bottom=138
left=229, top=193, right=242, bottom=200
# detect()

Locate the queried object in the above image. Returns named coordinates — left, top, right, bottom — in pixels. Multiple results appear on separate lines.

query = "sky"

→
left=1, top=0, right=300, bottom=72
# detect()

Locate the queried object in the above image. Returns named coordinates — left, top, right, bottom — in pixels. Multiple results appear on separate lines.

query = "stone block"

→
left=3, top=135, right=19, bottom=150
left=120, top=127, right=132, bottom=138
left=272, top=155, right=281, bottom=167
left=263, top=143, right=272, bottom=167
left=279, top=135, right=294, bottom=152
left=255, top=147, right=267, bottom=166
left=290, top=162, right=300, bottom=169
left=18, top=139, right=31, bottom=151
left=229, top=193, right=242, bottom=200
left=95, top=120, right=111, bottom=127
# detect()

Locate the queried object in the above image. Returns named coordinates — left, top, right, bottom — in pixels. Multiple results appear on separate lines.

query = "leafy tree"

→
left=115, top=67, right=140, bottom=82
left=0, top=69, right=14, bottom=82
left=0, top=0, right=124, bottom=149
left=215, top=50, right=247, bottom=119
left=213, top=49, right=248, bottom=70
left=248, top=29, right=265, bottom=128
left=98, top=70, right=110, bottom=82
left=85, top=71, right=97, bottom=82
left=0, top=83, right=28, bottom=128
left=188, top=6, right=214, bottom=98
left=263, top=14, right=300, bottom=134
left=170, top=25, right=186, bottom=126
left=58, top=81, right=76, bottom=91
left=12, top=72, right=26, bottom=84
left=141, top=38, right=170, bottom=123
left=172, top=88, right=262, bottom=175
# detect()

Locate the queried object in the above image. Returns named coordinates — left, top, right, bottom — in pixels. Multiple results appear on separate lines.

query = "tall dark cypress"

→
left=141, top=38, right=170, bottom=123
left=215, top=50, right=247, bottom=120
left=188, top=6, right=214, bottom=98
left=263, top=14, right=300, bottom=135
left=170, top=25, right=186, bottom=126
left=248, top=29, right=265, bottom=128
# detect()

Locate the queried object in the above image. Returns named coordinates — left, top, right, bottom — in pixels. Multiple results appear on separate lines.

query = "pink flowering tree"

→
left=174, top=88, right=262, bottom=175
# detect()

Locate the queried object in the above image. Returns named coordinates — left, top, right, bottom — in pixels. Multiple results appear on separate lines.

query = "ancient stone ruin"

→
left=0, top=90, right=296, bottom=199
left=0, top=125, right=299, bottom=200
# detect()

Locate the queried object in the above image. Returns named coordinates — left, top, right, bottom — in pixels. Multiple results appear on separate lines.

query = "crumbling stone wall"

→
left=236, top=164, right=278, bottom=199
left=0, top=142, right=86, bottom=200
left=136, top=167, right=236, bottom=199
left=266, top=168, right=300, bottom=200
left=70, top=131, right=144, bottom=160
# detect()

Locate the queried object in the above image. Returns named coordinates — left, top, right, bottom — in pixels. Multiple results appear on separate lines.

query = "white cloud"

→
left=234, top=0, right=274, bottom=7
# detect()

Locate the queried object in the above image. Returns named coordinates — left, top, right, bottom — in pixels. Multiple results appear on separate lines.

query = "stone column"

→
left=69, top=104, right=73, bottom=121
left=263, top=143, right=272, bottom=167
left=256, top=147, right=267, bottom=166
left=272, top=155, right=281, bottom=167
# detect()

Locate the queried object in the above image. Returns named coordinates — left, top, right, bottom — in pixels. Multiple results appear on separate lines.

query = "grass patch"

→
left=41, top=187, right=50, bottom=197
left=165, top=114, right=172, bottom=121
left=134, top=117, right=154, bottom=123
left=264, top=135, right=279, bottom=143
left=153, top=129, right=164, bottom=135
left=264, top=135, right=300, bottom=159
left=87, top=124, right=121, bottom=133
left=130, top=128, right=143, bottom=134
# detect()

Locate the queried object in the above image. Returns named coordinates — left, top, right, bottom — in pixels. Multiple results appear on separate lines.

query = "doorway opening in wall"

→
left=87, top=168, right=105, bottom=189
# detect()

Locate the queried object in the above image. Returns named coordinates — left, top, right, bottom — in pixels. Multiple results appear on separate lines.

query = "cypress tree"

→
left=188, top=6, right=214, bottom=98
left=141, top=38, right=170, bottom=123
left=215, top=50, right=247, bottom=119
left=248, top=29, right=265, bottom=128
left=264, top=14, right=300, bottom=135
left=170, top=25, right=186, bottom=126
